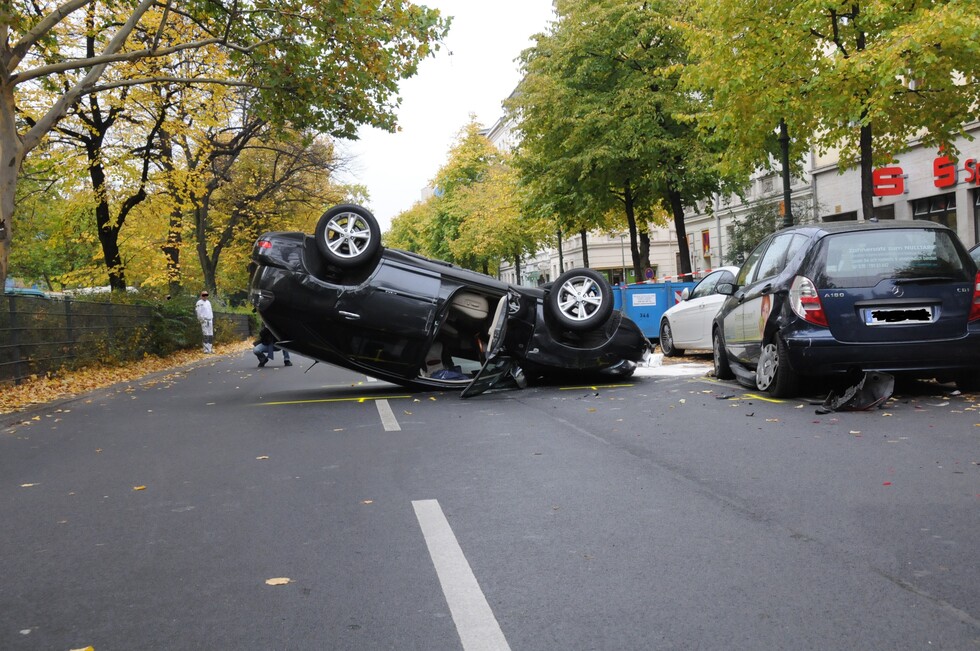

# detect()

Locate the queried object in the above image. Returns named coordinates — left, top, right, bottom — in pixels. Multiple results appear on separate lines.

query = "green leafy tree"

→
left=511, top=0, right=734, bottom=280
left=386, top=199, right=439, bottom=254
left=426, top=120, right=504, bottom=267
left=0, top=0, right=449, bottom=290
left=450, top=157, right=551, bottom=277
left=196, top=130, right=342, bottom=295
left=48, top=76, right=172, bottom=292
left=9, top=153, right=100, bottom=289
left=725, top=196, right=820, bottom=265
left=685, top=0, right=980, bottom=222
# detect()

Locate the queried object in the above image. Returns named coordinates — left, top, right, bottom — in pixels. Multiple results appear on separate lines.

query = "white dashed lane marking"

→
left=413, top=499, right=511, bottom=651
left=375, top=399, right=401, bottom=431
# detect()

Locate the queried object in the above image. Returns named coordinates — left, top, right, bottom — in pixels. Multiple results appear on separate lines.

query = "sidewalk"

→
left=636, top=352, right=713, bottom=378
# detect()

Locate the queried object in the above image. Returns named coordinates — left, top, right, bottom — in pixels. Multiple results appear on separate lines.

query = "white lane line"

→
left=376, top=399, right=401, bottom=431
left=412, top=499, right=511, bottom=651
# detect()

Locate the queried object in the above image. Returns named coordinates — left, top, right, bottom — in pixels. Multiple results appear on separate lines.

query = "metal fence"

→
left=0, top=294, right=253, bottom=385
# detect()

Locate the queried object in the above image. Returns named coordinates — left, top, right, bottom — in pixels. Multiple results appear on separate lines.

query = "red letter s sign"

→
left=934, top=155, right=958, bottom=188
left=873, top=166, right=905, bottom=196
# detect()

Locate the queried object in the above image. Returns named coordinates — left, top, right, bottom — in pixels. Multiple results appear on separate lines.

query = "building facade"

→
left=497, top=119, right=980, bottom=286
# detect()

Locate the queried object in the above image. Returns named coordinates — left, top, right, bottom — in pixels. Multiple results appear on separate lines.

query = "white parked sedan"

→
left=659, top=266, right=740, bottom=356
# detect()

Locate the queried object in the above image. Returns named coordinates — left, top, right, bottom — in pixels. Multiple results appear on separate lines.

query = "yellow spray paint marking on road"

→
left=257, top=395, right=412, bottom=406
left=739, top=392, right=785, bottom=403
left=685, top=376, right=786, bottom=403
left=559, top=383, right=635, bottom=391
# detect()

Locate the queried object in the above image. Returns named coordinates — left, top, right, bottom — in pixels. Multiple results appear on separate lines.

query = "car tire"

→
left=756, top=334, right=799, bottom=398
left=546, top=268, right=613, bottom=332
left=659, top=318, right=682, bottom=357
left=712, top=328, right=734, bottom=380
left=314, top=204, right=381, bottom=268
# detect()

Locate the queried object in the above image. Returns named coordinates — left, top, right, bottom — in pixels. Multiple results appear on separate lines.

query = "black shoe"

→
left=257, top=353, right=268, bottom=367
left=284, top=360, right=292, bottom=366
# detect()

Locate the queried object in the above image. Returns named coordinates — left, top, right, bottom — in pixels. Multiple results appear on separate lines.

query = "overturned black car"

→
left=249, top=204, right=651, bottom=397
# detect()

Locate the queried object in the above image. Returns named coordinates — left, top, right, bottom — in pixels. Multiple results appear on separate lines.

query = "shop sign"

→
left=873, top=154, right=980, bottom=196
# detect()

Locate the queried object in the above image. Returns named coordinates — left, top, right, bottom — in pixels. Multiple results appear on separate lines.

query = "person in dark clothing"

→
left=253, top=326, right=292, bottom=367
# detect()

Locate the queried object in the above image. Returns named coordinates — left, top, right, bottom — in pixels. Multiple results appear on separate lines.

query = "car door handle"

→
left=759, top=283, right=773, bottom=295
left=338, top=311, right=360, bottom=321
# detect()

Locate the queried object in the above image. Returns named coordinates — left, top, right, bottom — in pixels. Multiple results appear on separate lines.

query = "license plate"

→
left=863, top=306, right=935, bottom=325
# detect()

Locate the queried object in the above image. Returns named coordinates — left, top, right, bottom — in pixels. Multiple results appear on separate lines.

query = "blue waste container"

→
left=614, top=282, right=697, bottom=338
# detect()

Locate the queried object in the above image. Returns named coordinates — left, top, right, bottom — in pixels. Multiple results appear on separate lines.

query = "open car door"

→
left=460, top=295, right=520, bottom=398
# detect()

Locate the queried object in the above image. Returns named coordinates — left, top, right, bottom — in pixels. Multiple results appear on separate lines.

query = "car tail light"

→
left=789, top=275, right=828, bottom=326
left=256, top=239, right=273, bottom=250
left=970, top=271, right=980, bottom=322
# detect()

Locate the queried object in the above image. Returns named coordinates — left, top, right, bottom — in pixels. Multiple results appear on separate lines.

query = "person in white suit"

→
left=195, top=290, right=214, bottom=353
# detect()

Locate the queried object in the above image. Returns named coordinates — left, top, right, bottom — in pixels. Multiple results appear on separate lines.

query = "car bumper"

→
left=782, top=327, right=980, bottom=377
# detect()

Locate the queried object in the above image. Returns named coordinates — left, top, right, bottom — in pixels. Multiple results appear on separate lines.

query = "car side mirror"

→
left=716, top=282, right=735, bottom=296
left=680, top=288, right=690, bottom=301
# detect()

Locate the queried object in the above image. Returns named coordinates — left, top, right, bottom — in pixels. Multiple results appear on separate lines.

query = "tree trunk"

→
left=86, top=148, right=128, bottom=292
left=860, top=122, right=874, bottom=220
left=0, top=84, right=24, bottom=291
left=159, top=131, right=183, bottom=296
left=669, top=187, right=692, bottom=278
left=639, top=230, right=651, bottom=279
left=193, top=195, right=217, bottom=294
left=855, top=25, right=875, bottom=222
left=579, top=229, right=589, bottom=268
left=556, top=226, right=564, bottom=276
left=622, top=181, right=641, bottom=282
left=163, top=209, right=183, bottom=296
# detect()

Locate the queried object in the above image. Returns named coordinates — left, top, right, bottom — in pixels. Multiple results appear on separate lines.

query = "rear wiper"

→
left=893, top=275, right=961, bottom=284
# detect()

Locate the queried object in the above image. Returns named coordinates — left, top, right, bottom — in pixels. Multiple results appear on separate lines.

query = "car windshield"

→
left=813, top=228, right=971, bottom=288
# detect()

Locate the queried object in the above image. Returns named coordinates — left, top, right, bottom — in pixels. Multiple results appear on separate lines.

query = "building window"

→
left=912, top=192, right=956, bottom=229
left=872, top=204, right=895, bottom=220
left=973, top=190, right=980, bottom=246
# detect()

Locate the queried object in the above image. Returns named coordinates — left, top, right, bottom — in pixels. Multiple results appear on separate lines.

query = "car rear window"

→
left=813, top=228, right=971, bottom=288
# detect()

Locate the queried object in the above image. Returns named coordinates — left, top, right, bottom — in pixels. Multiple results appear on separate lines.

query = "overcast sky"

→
left=338, top=1, right=557, bottom=232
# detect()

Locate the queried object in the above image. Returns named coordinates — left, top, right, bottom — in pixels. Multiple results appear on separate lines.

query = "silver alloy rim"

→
left=556, top=276, right=603, bottom=322
left=756, top=342, right=778, bottom=390
left=325, top=211, right=372, bottom=259
left=713, top=334, right=724, bottom=373
left=661, top=321, right=673, bottom=353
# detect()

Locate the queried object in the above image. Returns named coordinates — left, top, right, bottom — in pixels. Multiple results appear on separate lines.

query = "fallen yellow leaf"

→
left=265, top=577, right=292, bottom=586
left=133, top=485, right=146, bottom=491
left=20, top=483, right=38, bottom=488
left=256, top=455, right=270, bottom=460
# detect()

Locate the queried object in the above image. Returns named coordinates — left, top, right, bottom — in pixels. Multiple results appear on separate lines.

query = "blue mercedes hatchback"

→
left=712, top=220, right=980, bottom=397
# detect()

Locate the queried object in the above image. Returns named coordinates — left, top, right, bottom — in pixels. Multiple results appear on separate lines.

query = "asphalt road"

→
left=2, top=351, right=978, bottom=650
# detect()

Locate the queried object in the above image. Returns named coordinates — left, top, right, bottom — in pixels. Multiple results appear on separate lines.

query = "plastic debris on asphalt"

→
left=815, top=371, right=895, bottom=414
